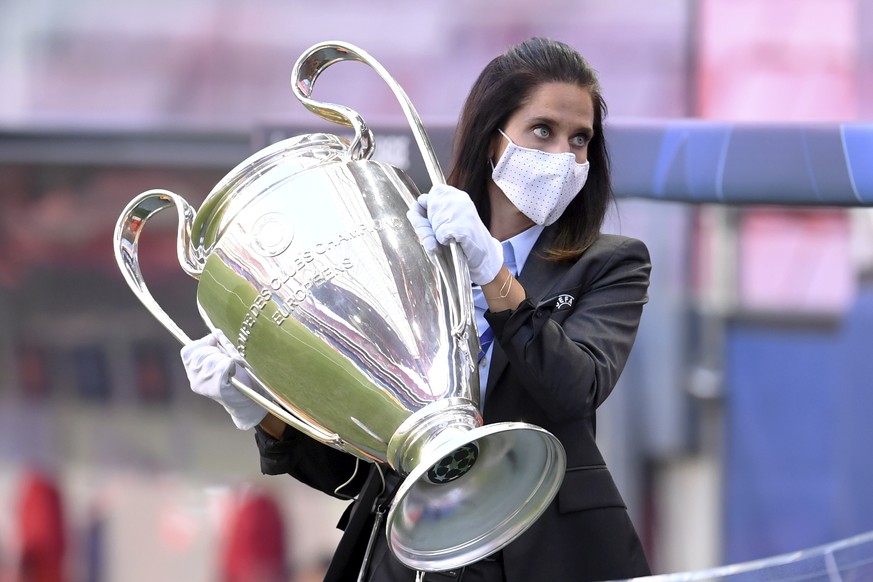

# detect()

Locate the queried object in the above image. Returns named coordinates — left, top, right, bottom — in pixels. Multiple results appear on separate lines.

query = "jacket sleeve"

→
left=254, top=424, right=369, bottom=499
left=485, top=237, right=651, bottom=423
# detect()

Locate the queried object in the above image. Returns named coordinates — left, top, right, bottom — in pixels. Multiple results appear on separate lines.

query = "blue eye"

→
left=571, top=135, right=588, bottom=147
left=533, top=126, right=550, bottom=138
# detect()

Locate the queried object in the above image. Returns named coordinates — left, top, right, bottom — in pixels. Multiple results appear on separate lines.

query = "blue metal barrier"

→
left=609, top=120, right=873, bottom=206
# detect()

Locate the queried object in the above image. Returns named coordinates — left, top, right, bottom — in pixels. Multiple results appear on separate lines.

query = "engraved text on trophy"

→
left=236, top=214, right=405, bottom=354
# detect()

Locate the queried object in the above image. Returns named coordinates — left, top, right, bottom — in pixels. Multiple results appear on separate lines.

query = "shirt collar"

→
left=502, top=224, right=544, bottom=275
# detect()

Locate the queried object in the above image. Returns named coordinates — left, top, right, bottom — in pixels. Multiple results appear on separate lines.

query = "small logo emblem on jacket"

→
left=555, top=294, right=574, bottom=310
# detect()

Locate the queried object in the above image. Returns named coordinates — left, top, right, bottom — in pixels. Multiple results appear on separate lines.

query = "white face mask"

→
left=491, top=130, right=590, bottom=226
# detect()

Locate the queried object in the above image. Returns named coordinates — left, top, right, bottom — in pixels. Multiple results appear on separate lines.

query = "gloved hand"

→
left=180, top=330, right=268, bottom=430
left=416, top=184, right=503, bottom=285
left=406, top=199, right=439, bottom=253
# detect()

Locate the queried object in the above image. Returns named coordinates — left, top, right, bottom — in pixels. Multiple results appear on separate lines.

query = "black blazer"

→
left=256, top=229, right=652, bottom=582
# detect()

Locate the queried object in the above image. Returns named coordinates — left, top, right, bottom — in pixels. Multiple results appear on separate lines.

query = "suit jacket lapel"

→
left=484, top=226, right=564, bottom=405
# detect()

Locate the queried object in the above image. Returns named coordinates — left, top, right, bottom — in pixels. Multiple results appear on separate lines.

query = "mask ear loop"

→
left=490, top=128, right=512, bottom=170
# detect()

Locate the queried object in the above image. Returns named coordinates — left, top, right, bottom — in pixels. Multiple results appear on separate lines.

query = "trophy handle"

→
left=114, top=189, right=344, bottom=445
left=291, top=41, right=473, bottom=338
left=114, top=189, right=202, bottom=346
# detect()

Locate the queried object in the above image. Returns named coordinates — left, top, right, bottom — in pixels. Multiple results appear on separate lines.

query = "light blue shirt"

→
left=472, top=224, right=545, bottom=408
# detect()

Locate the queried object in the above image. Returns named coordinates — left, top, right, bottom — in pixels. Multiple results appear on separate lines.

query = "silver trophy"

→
left=114, top=41, right=565, bottom=572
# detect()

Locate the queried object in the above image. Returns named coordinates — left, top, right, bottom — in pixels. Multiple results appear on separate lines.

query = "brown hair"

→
left=447, top=37, right=611, bottom=260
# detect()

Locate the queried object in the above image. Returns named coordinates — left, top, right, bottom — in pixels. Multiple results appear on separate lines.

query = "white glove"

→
left=418, top=184, right=503, bottom=285
left=180, top=330, right=268, bottom=430
left=406, top=200, right=439, bottom=253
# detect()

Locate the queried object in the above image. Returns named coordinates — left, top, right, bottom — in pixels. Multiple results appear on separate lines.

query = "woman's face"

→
left=490, top=82, right=595, bottom=165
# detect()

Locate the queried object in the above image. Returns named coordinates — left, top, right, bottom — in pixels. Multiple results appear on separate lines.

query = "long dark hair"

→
left=447, top=37, right=611, bottom=260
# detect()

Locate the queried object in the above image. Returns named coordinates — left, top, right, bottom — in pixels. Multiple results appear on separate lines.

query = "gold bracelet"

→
left=484, top=271, right=514, bottom=300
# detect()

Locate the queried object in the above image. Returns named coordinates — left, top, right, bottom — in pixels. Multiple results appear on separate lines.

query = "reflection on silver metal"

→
left=113, top=40, right=566, bottom=572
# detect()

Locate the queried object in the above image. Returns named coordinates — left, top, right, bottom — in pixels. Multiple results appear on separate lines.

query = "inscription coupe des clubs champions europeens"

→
left=235, top=214, right=407, bottom=355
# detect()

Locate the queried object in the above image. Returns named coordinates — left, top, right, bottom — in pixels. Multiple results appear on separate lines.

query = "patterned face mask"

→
left=491, top=130, right=590, bottom=226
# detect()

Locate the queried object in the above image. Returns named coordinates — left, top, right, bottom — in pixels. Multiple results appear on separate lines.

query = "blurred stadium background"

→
left=1, top=0, right=872, bottom=580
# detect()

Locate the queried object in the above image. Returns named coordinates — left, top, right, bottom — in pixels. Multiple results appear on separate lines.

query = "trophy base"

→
left=385, top=422, right=566, bottom=572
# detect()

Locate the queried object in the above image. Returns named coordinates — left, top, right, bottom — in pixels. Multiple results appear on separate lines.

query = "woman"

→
left=182, top=37, right=652, bottom=581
